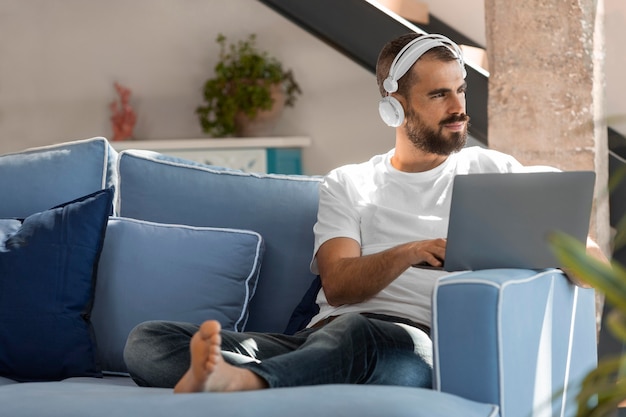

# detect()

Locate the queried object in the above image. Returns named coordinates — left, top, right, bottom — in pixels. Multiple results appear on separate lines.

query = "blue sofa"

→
left=0, top=137, right=597, bottom=417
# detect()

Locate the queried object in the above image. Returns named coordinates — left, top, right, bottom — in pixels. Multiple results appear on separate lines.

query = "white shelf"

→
left=111, top=136, right=311, bottom=151
left=110, top=136, right=310, bottom=174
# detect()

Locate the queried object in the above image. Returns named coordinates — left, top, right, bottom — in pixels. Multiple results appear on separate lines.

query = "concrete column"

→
left=485, top=0, right=610, bottom=256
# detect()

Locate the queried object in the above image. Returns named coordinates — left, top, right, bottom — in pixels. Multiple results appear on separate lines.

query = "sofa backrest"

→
left=116, top=150, right=322, bottom=333
left=0, top=137, right=117, bottom=218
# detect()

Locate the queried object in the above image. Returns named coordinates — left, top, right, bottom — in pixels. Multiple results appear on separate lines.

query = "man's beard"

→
left=405, top=108, right=469, bottom=156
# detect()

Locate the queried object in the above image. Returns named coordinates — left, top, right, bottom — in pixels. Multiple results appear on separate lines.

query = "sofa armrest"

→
left=432, top=269, right=597, bottom=417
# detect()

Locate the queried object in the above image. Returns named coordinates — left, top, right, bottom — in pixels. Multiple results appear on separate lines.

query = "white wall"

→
left=0, top=0, right=393, bottom=176
left=1, top=0, right=623, bottom=176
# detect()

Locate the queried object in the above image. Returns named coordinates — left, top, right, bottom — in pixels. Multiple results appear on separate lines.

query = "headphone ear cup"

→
left=378, top=96, right=405, bottom=127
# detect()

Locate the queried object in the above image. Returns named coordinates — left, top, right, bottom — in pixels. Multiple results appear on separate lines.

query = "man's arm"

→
left=315, top=236, right=446, bottom=306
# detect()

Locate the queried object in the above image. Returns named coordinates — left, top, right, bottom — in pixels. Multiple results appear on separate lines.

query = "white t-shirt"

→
left=309, top=146, right=524, bottom=328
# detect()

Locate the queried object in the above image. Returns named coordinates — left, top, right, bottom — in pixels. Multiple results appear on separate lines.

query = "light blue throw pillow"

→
left=91, top=217, right=264, bottom=374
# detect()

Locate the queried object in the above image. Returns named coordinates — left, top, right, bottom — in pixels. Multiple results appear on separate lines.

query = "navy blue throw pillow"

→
left=283, top=275, right=321, bottom=335
left=0, top=188, right=114, bottom=381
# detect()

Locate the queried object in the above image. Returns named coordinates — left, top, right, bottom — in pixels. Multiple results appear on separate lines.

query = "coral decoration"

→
left=109, top=82, right=137, bottom=141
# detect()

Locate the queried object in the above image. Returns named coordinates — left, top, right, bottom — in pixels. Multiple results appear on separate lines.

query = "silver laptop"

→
left=416, top=171, right=595, bottom=272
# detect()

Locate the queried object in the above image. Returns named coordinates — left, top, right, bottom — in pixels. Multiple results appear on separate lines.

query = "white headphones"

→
left=378, top=34, right=466, bottom=127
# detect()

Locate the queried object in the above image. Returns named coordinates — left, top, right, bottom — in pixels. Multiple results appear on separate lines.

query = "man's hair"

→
left=375, top=33, right=460, bottom=98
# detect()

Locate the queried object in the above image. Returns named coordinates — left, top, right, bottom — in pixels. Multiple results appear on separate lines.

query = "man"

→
left=124, top=33, right=601, bottom=393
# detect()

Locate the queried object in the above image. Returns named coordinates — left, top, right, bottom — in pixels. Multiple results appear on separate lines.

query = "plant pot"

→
left=234, top=84, right=286, bottom=137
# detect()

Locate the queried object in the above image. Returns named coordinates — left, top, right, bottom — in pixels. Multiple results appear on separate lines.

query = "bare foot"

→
left=173, top=320, right=268, bottom=393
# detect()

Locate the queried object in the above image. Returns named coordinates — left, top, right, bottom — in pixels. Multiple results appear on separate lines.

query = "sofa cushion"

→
left=0, top=188, right=114, bottom=382
left=0, top=137, right=117, bottom=218
left=91, top=217, right=264, bottom=374
left=117, top=150, right=321, bottom=333
left=0, top=381, right=500, bottom=417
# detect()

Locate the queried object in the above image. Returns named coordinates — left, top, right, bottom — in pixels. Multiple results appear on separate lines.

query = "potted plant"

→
left=196, top=33, right=302, bottom=137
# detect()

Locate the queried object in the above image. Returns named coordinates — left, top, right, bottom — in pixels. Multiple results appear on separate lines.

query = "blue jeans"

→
left=123, top=313, right=433, bottom=389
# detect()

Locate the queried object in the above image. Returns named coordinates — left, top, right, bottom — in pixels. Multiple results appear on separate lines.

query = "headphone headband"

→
left=383, top=34, right=466, bottom=94
left=378, top=34, right=466, bottom=128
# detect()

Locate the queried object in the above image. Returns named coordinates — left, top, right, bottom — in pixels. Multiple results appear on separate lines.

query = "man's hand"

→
left=408, top=238, right=447, bottom=267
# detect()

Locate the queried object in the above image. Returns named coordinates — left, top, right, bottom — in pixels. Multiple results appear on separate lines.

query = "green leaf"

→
left=576, top=356, right=626, bottom=416
left=606, top=310, right=626, bottom=343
